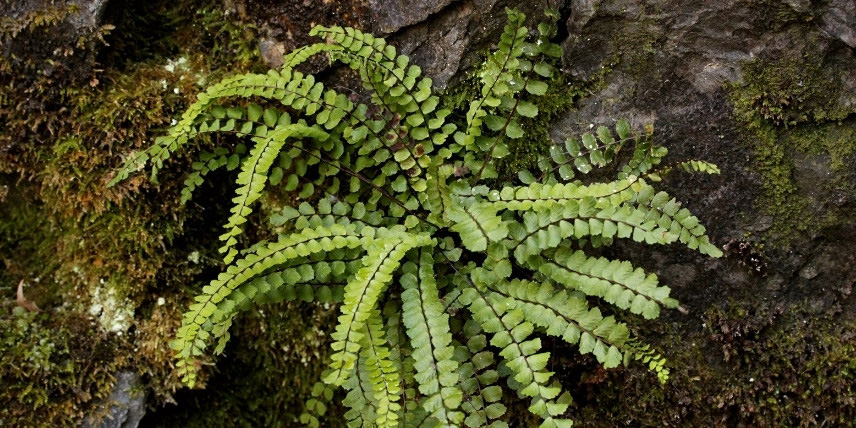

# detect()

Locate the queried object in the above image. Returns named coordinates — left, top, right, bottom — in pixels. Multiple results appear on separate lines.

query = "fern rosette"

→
left=110, top=8, right=722, bottom=427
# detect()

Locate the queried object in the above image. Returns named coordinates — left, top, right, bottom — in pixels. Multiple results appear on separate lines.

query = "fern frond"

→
left=534, top=120, right=634, bottom=182
left=486, top=177, right=644, bottom=210
left=357, top=309, right=402, bottom=427
left=312, top=25, right=454, bottom=177
left=454, top=320, right=507, bottom=427
left=461, top=285, right=572, bottom=424
left=182, top=146, right=238, bottom=203
left=343, top=360, right=379, bottom=427
left=455, top=8, right=546, bottom=182
left=110, top=68, right=358, bottom=185
left=110, top=8, right=725, bottom=425
left=506, top=195, right=676, bottom=261
left=219, top=123, right=331, bottom=263
left=647, top=159, right=721, bottom=181
left=301, top=379, right=337, bottom=427
left=272, top=199, right=398, bottom=233
left=326, top=232, right=435, bottom=386
left=616, top=126, right=667, bottom=180
left=401, top=249, right=464, bottom=425
left=625, top=341, right=670, bottom=384
left=531, top=249, right=677, bottom=319
left=630, top=185, right=723, bottom=257
left=447, top=199, right=508, bottom=252
left=487, top=278, right=629, bottom=369
left=171, top=224, right=363, bottom=386
left=381, top=300, right=423, bottom=424
left=281, top=42, right=342, bottom=71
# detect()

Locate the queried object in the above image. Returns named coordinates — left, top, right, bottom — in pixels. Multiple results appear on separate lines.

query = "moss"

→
left=142, top=301, right=343, bottom=427
left=0, top=307, right=132, bottom=427
left=554, top=293, right=856, bottom=426
left=729, top=32, right=856, bottom=245
left=0, top=0, right=271, bottom=421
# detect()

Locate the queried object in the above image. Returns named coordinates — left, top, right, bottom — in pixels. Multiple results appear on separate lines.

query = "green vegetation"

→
left=0, top=1, right=271, bottom=425
left=729, top=32, right=856, bottom=244
left=112, top=9, right=722, bottom=427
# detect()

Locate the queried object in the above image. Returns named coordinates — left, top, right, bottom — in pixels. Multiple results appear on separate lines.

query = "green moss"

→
left=729, top=33, right=856, bottom=245
left=145, top=301, right=343, bottom=427
left=0, top=0, right=270, bottom=421
left=556, top=295, right=856, bottom=426
left=0, top=307, right=131, bottom=427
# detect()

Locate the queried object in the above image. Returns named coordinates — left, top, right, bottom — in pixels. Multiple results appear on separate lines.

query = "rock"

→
left=384, top=0, right=563, bottom=88
left=820, top=0, right=856, bottom=48
left=235, top=0, right=562, bottom=88
left=259, top=38, right=286, bottom=69
left=568, top=0, right=600, bottom=31
left=66, top=0, right=109, bottom=30
left=0, top=0, right=110, bottom=81
left=80, top=371, right=145, bottom=428
left=368, top=0, right=455, bottom=34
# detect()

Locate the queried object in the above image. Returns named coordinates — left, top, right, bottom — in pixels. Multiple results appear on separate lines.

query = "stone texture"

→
left=368, top=0, right=455, bottom=34
left=544, top=2, right=855, bottom=332
left=820, top=0, right=856, bottom=48
left=383, top=0, right=563, bottom=88
left=5, top=0, right=855, bottom=424
left=79, top=371, right=145, bottom=428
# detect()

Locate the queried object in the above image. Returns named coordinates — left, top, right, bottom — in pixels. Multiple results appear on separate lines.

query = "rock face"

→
left=381, top=0, right=563, bottom=89
left=79, top=371, right=145, bottom=428
left=0, top=0, right=109, bottom=72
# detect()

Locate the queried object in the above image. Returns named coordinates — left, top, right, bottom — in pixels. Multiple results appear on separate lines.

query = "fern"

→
left=110, top=8, right=723, bottom=427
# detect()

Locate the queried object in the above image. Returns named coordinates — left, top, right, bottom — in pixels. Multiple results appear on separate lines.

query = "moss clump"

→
left=0, top=306, right=131, bottom=427
left=556, top=293, right=856, bottom=426
left=143, top=301, right=342, bottom=427
left=0, top=0, right=270, bottom=421
left=729, top=33, right=856, bottom=245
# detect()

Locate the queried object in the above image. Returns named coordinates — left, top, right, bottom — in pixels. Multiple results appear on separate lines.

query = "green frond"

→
left=505, top=192, right=680, bottom=261
left=301, top=379, right=337, bottom=427
left=310, top=24, right=455, bottom=212
left=533, top=120, right=634, bottom=182
left=356, top=309, right=402, bottom=427
left=181, top=146, right=237, bottom=203
left=219, top=123, right=331, bottom=263
left=648, top=159, right=721, bottom=181
left=460, top=285, right=572, bottom=424
left=453, top=8, right=557, bottom=183
left=326, top=232, right=435, bottom=386
left=281, top=42, right=342, bottom=71
left=343, top=360, right=378, bottom=427
left=171, top=224, right=364, bottom=386
left=454, top=320, right=507, bottom=428
left=617, top=125, right=666, bottom=180
left=110, top=68, right=358, bottom=185
left=625, top=341, right=670, bottom=384
left=423, top=164, right=455, bottom=226
left=109, top=7, right=724, bottom=426
left=631, top=184, right=723, bottom=257
left=401, top=250, right=464, bottom=425
left=531, top=248, right=677, bottom=319
left=486, top=279, right=629, bottom=368
left=487, top=177, right=644, bottom=210
left=447, top=199, right=508, bottom=252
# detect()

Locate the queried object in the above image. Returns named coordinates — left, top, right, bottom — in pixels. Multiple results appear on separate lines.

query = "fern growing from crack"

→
left=109, top=8, right=722, bottom=427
